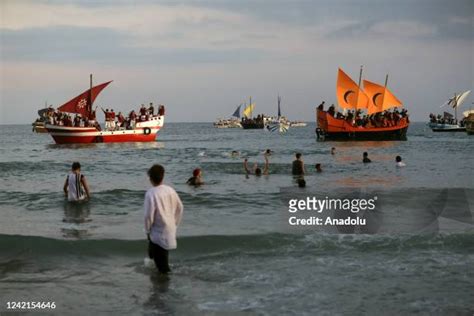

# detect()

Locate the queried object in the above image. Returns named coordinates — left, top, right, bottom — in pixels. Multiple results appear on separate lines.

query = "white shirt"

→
left=144, top=184, right=183, bottom=250
left=67, top=172, right=86, bottom=201
left=396, top=162, right=406, bottom=168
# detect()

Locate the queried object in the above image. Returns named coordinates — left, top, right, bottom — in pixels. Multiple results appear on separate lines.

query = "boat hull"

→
left=241, top=122, right=264, bottom=129
left=465, top=114, right=474, bottom=135
left=428, top=123, right=466, bottom=132
left=316, top=110, right=409, bottom=141
left=45, top=116, right=164, bottom=144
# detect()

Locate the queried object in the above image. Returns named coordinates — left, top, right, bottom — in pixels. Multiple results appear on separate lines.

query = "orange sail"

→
left=336, top=68, right=368, bottom=110
left=363, top=80, right=402, bottom=114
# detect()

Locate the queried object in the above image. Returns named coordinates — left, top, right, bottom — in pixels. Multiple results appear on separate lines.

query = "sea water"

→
left=0, top=123, right=473, bottom=315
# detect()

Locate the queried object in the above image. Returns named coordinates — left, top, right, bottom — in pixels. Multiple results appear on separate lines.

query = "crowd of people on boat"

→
left=43, top=103, right=164, bottom=130
left=241, top=114, right=266, bottom=126
left=428, top=113, right=464, bottom=126
left=318, top=102, right=409, bottom=128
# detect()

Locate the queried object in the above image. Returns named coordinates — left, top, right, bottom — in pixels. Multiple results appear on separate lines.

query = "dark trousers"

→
left=148, top=241, right=171, bottom=274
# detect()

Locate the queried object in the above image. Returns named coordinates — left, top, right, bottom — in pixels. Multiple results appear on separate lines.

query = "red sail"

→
left=57, top=81, right=112, bottom=117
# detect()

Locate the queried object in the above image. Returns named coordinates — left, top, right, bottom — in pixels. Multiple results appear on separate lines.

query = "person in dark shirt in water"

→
left=187, top=168, right=204, bottom=186
left=292, top=153, right=305, bottom=176
left=363, top=152, right=372, bottom=163
left=244, top=155, right=269, bottom=176
left=315, top=163, right=322, bottom=172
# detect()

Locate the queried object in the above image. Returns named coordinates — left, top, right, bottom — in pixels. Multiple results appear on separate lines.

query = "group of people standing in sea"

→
left=40, top=102, right=164, bottom=131
left=185, top=147, right=406, bottom=189
left=318, top=101, right=409, bottom=128
left=62, top=146, right=406, bottom=276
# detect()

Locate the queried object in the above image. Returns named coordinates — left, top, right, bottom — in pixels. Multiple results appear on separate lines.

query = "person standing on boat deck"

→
left=363, top=152, right=372, bottom=163
left=395, top=156, right=406, bottom=167
left=89, top=106, right=97, bottom=127
left=144, top=164, right=184, bottom=274
left=63, top=162, right=90, bottom=202
left=110, top=109, right=116, bottom=130
left=117, top=112, right=125, bottom=128
left=101, top=108, right=110, bottom=130
left=148, top=103, right=154, bottom=116
left=317, top=101, right=325, bottom=111
left=292, top=153, right=306, bottom=176
left=244, top=155, right=269, bottom=176
left=140, top=104, right=147, bottom=121
left=129, top=110, right=137, bottom=128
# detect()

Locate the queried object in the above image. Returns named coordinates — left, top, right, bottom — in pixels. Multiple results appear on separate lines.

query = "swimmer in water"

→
left=244, top=154, right=269, bottom=176
left=231, top=150, right=239, bottom=157
left=315, top=163, right=322, bottom=172
left=187, top=168, right=204, bottom=186
left=363, top=152, right=371, bottom=163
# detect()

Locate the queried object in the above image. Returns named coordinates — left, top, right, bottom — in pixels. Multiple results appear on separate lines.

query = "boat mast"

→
left=384, top=74, right=389, bottom=88
left=277, top=94, right=281, bottom=118
left=89, top=74, right=93, bottom=118
left=357, top=65, right=363, bottom=111
left=249, top=96, right=253, bottom=118
left=454, top=93, right=457, bottom=121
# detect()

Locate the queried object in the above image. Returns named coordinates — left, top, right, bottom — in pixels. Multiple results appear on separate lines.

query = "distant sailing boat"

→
left=241, top=97, right=266, bottom=129
left=214, top=103, right=243, bottom=128
left=428, top=90, right=471, bottom=132
left=267, top=95, right=290, bottom=133
left=316, top=67, right=409, bottom=141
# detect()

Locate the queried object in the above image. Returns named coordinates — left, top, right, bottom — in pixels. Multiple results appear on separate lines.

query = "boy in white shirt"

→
left=144, top=164, right=183, bottom=274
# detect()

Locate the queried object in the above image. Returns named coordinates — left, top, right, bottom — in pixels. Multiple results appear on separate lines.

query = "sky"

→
left=0, top=0, right=473, bottom=124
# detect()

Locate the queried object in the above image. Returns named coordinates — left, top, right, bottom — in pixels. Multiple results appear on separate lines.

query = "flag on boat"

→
left=242, top=103, right=255, bottom=118
left=232, top=104, right=242, bottom=118
left=363, top=79, right=402, bottom=115
left=336, top=68, right=369, bottom=110
left=57, top=81, right=112, bottom=117
left=267, top=120, right=289, bottom=134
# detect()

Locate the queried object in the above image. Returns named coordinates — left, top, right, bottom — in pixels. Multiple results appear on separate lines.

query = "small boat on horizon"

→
left=240, top=97, right=268, bottom=129
left=32, top=103, right=54, bottom=133
left=44, top=75, right=164, bottom=144
left=266, top=95, right=290, bottom=133
left=316, top=66, right=409, bottom=141
left=213, top=104, right=242, bottom=128
left=290, top=121, right=307, bottom=127
left=428, top=90, right=470, bottom=132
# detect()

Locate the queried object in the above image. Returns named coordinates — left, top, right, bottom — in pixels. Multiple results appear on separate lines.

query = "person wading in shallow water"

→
left=63, top=162, right=90, bottom=202
left=187, top=168, right=204, bottom=186
left=144, top=164, right=183, bottom=274
left=244, top=154, right=269, bottom=177
left=363, top=152, right=372, bottom=163
left=292, top=153, right=306, bottom=176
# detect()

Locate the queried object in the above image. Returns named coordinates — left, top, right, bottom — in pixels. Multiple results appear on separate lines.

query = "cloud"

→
left=0, top=0, right=472, bottom=124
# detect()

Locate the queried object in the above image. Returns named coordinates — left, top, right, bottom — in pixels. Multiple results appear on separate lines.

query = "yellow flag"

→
left=243, top=103, right=255, bottom=118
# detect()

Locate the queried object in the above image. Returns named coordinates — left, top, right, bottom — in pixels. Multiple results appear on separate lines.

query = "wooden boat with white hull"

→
left=44, top=75, right=164, bottom=144
left=316, top=67, right=409, bottom=141
left=428, top=91, right=470, bottom=132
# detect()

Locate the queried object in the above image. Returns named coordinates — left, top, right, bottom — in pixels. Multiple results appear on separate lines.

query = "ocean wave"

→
left=1, top=232, right=472, bottom=259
